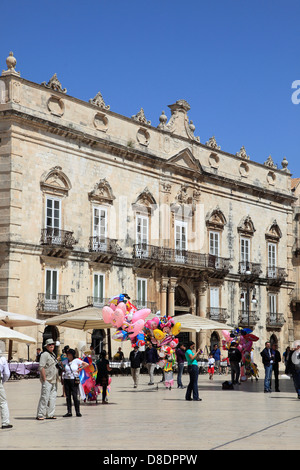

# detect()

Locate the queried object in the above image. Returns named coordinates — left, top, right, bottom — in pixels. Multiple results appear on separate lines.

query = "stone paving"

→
left=1, top=370, right=300, bottom=451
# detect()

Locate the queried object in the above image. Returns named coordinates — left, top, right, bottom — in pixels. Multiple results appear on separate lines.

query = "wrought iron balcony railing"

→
left=238, top=309, right=259, bottom=327
left=266, top=266, right=287, bottom=282
left=40, top=228, right=77, bottom=249
left=37, top=293, right=73, bottom=314
left=133, top=244, right=230, bottom=273
left=131, top=300, right=158, bottom=312
left=238, top=262, right=262, bottom=279
left=266, top=312, right=285, bottom=328
left=89, top=237, right=119, bottom=254
left=207, top=307, right=228, bottom=323
left=87, top=296, right=111, bottom=308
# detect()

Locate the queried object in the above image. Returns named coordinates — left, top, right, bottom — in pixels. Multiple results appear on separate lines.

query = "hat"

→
left=45, top=338, right=55, bottom=346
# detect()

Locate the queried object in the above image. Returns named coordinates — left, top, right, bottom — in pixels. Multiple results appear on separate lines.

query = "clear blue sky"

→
left=1, top=0, right=300, bottom=176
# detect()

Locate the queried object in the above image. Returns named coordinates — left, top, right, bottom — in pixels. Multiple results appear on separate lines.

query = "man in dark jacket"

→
left=260, top=341, right=273, bottom=393
left=129, top=346, right=144, bottom=388
left=145, top=343, right=158, bottom=385
left=271, top=343, right=281, bottom=392
left=228, top=342, right=242, bottom=385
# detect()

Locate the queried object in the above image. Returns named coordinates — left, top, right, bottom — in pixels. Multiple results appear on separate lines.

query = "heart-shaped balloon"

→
left=111, top=308, right=125, bottom=328
left=102, top=306, right=113, bottom=323
left=131, top=308, right=151, bottom=323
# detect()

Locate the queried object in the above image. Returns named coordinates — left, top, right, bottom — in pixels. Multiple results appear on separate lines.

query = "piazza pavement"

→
left=1, top=366, right=300, bottom=453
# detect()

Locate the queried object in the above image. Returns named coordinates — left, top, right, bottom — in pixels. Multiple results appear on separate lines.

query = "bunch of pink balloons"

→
left=144, top=315, right=181, bottom=369
left=102, top=295, right=151, bottom=348
left=222, top=328, right=259, bottom=381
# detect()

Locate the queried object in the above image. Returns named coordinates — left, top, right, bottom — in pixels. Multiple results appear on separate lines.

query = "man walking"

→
left=261, top=341, right=273, bottom=393
left=145, top=343, right=158, bottom=385
left=271, top=343, right=281, bottom=392
left=36, top=338, right=59, bottom=420
left=228, top=342, right=242, bottom=385
left=129, top=345, right=144, bottom=388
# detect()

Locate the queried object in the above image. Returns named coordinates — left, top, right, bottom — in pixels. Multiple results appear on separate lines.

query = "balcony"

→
left=87, top=297, right=111, bottom=308
left=89, top=237, right=120, bottom=263
left=238, top=309, right=259, bottom=328
left=37, top=293, right=73, bottom=315
left=131, top=300, right=158, bottom=312
left=238, top=262, right=261, bottom=282
left=266, top=266, right=287, bottom=286
left=266, top=312, right=285, bottom=329
left=40, top=228, right=77, bottom=257
left=133, top=244, right=230, bottom=277
left=207, top=307, right=228, bottom=323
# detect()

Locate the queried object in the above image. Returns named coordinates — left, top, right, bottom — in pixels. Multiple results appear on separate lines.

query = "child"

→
left=208, top=353, right=215, bottom=380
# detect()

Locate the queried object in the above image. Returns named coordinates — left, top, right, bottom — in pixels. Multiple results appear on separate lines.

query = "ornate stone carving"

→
left=2, top=52, right=20, bottom=77
left=93, top=112, right=109, bottom=132
left=265, top=220, right=282, bottom=241
left=264, top=155, right=277, bottom=169
left=132, top=187, right=157, bottom=214
left=206, top=206, right=227, bottom=230
left=89, top=91, right=110, bottom=110
left=205, top=136, right=221, bottom=150
left=132, top=108, right=151, bottom=125
left=237, top=215, right=256, bottom=235
left=281, top=156, right=290, bottom=173
left=41, top=73, right=67, bottom=93
left=47, top=96, right=65, bottom=116
left=236, top=146, right=250, bottom=160
left=136, top=127, right=150, bottom=146
left=88, top=178, right=115, bottom=205
left=164, top=100, right=200, bottom=142
left=157, top=111, right=168, bottom=129
left=40, top=166, right=72, bottom=196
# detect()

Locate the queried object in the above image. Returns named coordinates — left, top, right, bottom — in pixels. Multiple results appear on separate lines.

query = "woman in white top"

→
left=63, top=349, right=89, bottom=417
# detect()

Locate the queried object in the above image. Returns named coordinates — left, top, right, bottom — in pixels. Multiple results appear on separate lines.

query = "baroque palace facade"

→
left=0, top=52, right=297, bottom=359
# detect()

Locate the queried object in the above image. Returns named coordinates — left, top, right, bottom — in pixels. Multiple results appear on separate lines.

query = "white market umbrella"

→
left=0, top=325, right=36, bottom=344
left=146, top=313, right=231, bottom=332
left=0, top=310, right=44, bottom=359
left=45, top=305, right=112, bottom=331
left=0, top=310, right=44, bottom=328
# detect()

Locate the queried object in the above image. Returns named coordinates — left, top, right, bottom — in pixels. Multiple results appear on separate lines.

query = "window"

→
left=209, top=231, right=220, bottom=256
left=137, top=278, right=147, bottom=308
left=269, top=293, right=277, bottom=322
left=46, top=197, right=61, bottom=241
left=210, top=287, right=219, bottom=320
left=267, top=242, right=277, bottom=277
left=240, top=237, right=250, bottom=273
left=93, top=273, right=105, bottom=306
left=92, top=206, right=107, bottom=250
left=175, top=220, right=187, bottom=262
left=93, top=206, right=107, bottom=240
left=135, top=215, right=149, bottom=257
left=45, top=269, right=58, bottom=310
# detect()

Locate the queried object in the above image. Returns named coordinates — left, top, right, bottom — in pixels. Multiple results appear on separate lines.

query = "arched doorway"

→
left=270, top=333, right=278, bottom=346
left=175, top=285, right=190, bottom=315
left=43, top=325, right=60, bottom=355
left=175, top=285, right=191, bottom=346
left=91, top=329, right=106, bottom=356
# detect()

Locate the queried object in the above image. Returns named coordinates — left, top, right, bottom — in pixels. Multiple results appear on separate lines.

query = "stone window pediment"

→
left=132, top=188, right=157, bottom=215
left=238, top=215, right=256, bottom=236
left=40, top=166, right=71, bottom=197
left=88, top=178, right=115, bottom=205
left=206, top=207, right=227, bottom=230
left=265, top=220, right=282, bottom=241
left=165, top=148, right=202, bottom=174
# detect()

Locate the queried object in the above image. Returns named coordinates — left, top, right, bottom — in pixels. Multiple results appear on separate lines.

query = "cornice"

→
left=0, top=107, right=295, bottom=204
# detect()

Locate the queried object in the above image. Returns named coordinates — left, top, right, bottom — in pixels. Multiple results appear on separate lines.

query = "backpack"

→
left=222, top=381, right=234, bottom=390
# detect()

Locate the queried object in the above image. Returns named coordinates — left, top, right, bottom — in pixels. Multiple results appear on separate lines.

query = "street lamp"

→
left=240, top=286, right=257, bottom=328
